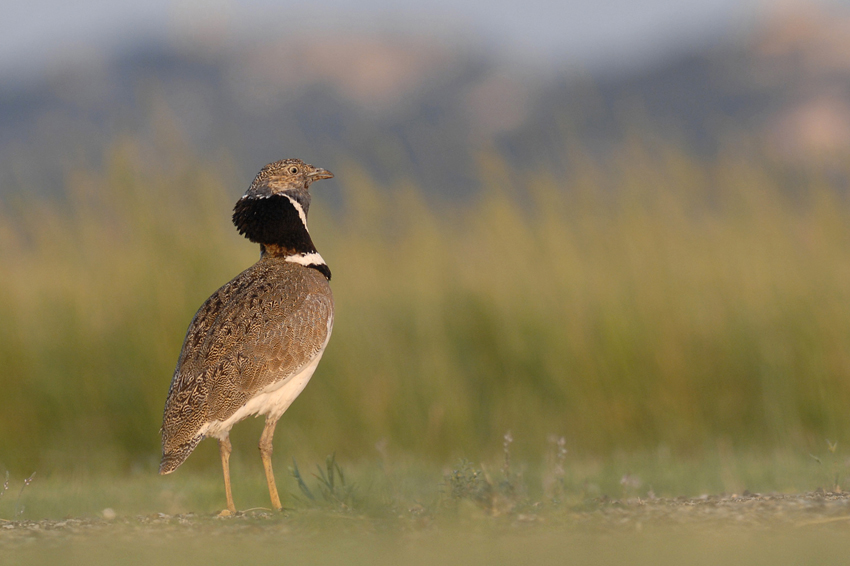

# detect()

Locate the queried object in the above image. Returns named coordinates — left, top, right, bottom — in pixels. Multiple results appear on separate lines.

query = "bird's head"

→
left=233, top=159, right=334, bottom=256
left=245, top=158, right=334, bottom=199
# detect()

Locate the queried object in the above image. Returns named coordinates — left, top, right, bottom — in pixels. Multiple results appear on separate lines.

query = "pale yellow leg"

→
left=218, top=436, right=236, bottom=516
left=259, top=417, right=282, bottom=511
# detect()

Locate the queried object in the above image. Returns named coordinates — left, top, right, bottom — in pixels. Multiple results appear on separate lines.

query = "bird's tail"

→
left=159, top=436, right=203, bottom=475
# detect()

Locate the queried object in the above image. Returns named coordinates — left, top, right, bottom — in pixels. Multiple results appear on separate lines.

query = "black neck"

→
left=232, top=194, right=317, bottom=256
left=232, top=194, right=332, bottom=280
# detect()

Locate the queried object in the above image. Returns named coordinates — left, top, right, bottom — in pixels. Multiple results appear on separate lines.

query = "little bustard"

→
left=160, top=159, right=335, bottom=514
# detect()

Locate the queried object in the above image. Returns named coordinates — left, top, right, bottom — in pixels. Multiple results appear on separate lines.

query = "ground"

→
left=4, top=475, right=850, bottom=565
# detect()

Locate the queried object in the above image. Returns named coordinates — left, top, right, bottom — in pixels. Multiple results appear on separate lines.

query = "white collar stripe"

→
left=282, top=194, right=309, bottom=232
left=285, top=252, right=326, bottom=267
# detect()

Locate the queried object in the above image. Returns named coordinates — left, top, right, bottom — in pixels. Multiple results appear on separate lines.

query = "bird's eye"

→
left=289, top=167, right=299, bottom=174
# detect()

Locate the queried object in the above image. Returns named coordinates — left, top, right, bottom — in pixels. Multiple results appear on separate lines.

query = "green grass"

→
left=3, top=140, right=850, bottom=475
left=4, top=450, right=850, bottom=566
left=1, top=447, right=847, bottom=520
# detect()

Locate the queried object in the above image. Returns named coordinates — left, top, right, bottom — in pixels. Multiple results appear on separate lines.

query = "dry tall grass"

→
left=2, top=140, right=850, bottom=471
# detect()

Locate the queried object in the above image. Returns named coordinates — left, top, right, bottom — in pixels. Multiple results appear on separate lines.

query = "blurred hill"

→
left=4, top=5, right=850, bottom=199
left=511, top=6, right=850, bottom=166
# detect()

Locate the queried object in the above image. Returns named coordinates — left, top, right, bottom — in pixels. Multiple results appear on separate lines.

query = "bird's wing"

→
left=161, top=262, right=333, bottom=450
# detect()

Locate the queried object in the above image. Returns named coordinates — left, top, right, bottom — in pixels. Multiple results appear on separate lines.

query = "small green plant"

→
left=445, top=433, right=530, bottom=515
left=0, top=469, right=8, bottom=519
left=497, top=431, right=527, bottom=505
left=619, top=473, right=643, bottom=499
left=544, top=435, right=568, bottom=504
left=289, top=453, right=355, bottom=509
left=2, top=471, right=35, bottom=519
left=0, top=470, right=9, bottom=501
left=446, top=459, right=492, bottom=509
left=810, top=439, right=843, bottom=492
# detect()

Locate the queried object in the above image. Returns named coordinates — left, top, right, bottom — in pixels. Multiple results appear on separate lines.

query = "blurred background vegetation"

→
left=4, top=1, right=850, bottom=482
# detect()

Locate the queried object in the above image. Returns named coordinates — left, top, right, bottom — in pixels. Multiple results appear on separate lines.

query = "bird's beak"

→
left=307, top=167, right=334, bottom=181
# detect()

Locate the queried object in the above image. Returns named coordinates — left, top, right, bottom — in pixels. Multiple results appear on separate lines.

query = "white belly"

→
left=200, top=317, right=333, bottom=440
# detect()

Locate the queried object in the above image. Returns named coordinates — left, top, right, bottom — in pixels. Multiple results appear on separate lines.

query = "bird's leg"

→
left=219, top=435, right=236, bottom=516
left=259, top=417, right=282, bottom=511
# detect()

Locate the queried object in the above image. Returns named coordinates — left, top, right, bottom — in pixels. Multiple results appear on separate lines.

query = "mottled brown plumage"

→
left=160, top=159, right=335, bottom=514
left=160, top=260, right=333, bottom=472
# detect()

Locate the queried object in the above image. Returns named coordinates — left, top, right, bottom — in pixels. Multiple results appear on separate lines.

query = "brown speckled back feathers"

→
left=160, top=257, right=333, bottom=473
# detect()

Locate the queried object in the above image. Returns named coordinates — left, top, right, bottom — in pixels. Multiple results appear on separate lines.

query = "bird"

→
left=159, top=158, right=335, bottom=515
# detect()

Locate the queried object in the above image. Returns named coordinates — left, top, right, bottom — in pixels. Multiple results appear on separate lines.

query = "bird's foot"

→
left=217, top=508, right=236, bottom=518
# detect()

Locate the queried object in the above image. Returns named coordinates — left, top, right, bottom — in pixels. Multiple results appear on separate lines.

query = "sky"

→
left=0, top=0, right=788, bottom=85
